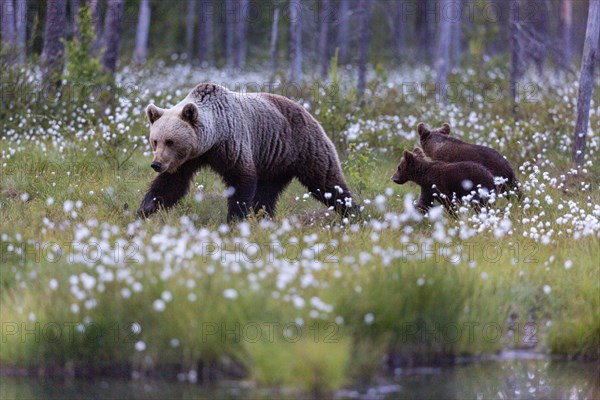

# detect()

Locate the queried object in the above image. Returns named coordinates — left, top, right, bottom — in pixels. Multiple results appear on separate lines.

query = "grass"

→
left=0, top=58, right=599, bottom=394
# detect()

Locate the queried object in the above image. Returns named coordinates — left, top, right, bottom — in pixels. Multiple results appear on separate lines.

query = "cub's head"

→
left=417, top=122, right=451, bottom=142
left=392, top=149, right=418, bottom=184
left=145, top=103, right=201, bottom=174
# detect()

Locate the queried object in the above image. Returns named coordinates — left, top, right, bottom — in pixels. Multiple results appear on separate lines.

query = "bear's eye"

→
left=165, top=139, right=174, bottom=147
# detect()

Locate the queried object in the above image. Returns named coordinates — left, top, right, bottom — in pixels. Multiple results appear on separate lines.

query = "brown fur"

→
left=418, top=122, right=519, bottom=196
left=392, top=148, right=497, bottom=212
left=138, top=83, right=356, bottom=221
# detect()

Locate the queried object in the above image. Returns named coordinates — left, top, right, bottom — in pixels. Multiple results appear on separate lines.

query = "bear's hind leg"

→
left=224, top=172, right=258, bottom=223
left=138, top=158, right=202, bottom=217
left=252, top=177, right=292, bottom=217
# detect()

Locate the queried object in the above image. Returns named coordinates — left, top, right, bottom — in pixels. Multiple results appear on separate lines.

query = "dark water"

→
left=1, top=360, right=598, bottom=399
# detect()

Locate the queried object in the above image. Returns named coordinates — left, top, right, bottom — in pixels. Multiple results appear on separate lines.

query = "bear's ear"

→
left=181, top=103, right=199, bottom=126
left=146, top=104, right=164, bottom=124
left=417, top=123, right=430, bottom=138
left=403, top=149, right=414, bottom=164
left=440, top=123, right=451, bottom=135
left=413, top=147, right=425, bottom=158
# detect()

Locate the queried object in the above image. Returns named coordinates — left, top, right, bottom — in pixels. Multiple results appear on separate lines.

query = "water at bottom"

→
left=1, top=359, right=598, bottom=399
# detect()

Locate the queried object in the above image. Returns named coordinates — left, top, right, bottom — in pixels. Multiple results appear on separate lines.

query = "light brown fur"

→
left=138, top=83, right=356, bottom=221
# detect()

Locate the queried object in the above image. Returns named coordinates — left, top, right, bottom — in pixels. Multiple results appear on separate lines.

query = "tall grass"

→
left=0, top=56, right=599, bottom=394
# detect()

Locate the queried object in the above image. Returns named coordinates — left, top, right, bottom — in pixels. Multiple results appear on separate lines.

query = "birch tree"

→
left=197, top=0, right=213, bottom=65
left=270, top=7, right=279, bottom=79
left=101, top=0, right=125, bottom=73
left=1, top=0, right=17, bottom=47
left=185, top=0, right=196, bottom=58
left=357, top=0, right=371, bottom=96
left=225, top=0, right=234, bottom=68
left=559, top=0, right=573, bottom=70
left=134, top=0, right=151, bottom=65
left=572, top=0, right=600, bottom=164
left=318, top=0, right=329, bottom=77
left=435, top=0, right=453, bottom=92
left=337, top=0, right=349, bottom=64
left=70, top=0, right=81, bottom=36
left=41, top=0, right=67, bottom=81
left=15, top=0, right=27, bottom=62
left=89, top=0, right=103, bottom=54
left=235, top=0, right=249, bottom=68
left=509, top=0, right=523, bottom=104
left=288, top=0, right=302, bottom=83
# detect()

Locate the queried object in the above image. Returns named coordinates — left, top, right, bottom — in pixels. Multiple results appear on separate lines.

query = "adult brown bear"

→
left=137, top=83, right=355, bottom=221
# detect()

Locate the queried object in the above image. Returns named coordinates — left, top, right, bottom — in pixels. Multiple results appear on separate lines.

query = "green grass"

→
left=0, top=59, right=599, bottom=394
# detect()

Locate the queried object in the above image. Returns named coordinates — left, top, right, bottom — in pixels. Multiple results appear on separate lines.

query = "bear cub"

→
left=392, top=148, right=497, bottom=212
left=418, top=123, right=519, bottom=197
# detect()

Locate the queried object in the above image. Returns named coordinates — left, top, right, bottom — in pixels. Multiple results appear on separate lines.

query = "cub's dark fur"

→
left=392, top=148, right=497, bottom=212
left=418, top=123, right=519, bottom=196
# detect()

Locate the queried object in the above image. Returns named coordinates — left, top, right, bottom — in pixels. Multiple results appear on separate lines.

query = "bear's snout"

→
left=151, top=161, right=163, bottom=172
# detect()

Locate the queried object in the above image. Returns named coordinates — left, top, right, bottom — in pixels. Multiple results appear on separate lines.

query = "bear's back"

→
left=430, top=135, right=515, bottom=183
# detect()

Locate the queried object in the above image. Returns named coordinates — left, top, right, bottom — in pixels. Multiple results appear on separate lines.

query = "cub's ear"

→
left=412, top=147, right=425, bottom=158
left=181, top=103, right=199, bottom=126
left=440, top=123, right=451, bottom=135
left=417, top=122, right=430, bottom=138
left=146, top=104, right=165, bottom=124
left=403, top=149, right=414, bottom=164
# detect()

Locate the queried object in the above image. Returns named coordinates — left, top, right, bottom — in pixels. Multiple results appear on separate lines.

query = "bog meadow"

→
left=0, top=0, right=599, bottom=398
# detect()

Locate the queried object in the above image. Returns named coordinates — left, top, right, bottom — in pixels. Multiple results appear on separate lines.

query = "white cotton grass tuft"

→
left=153, top=299, right=166, bottom=312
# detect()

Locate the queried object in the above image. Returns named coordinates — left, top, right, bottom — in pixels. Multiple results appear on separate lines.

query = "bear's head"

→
left=145, top=103, right=202, bottom=174
left=392, top=149, right=419, bottom=184
left=417, top=122, right=451, bottom=142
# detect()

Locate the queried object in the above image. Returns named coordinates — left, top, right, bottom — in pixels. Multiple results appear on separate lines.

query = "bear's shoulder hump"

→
left=189, top=83, right=227, bottom=103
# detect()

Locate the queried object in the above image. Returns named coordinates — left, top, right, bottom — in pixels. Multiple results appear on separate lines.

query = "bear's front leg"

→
left=137, top=159, right=201, bottom=217
left=415, top=190, right=434, bottom=213
left=224, top=172, right=257, bottom=223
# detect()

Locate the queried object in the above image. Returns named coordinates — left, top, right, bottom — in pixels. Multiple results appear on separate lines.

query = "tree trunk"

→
left=235, top=0, right=248, bottom=68
left=269, top=7, right=279, bottom=79
left=318, top=0, right=329, bottom=77
left=225, top=0, right=234, bottom=68
left=392, top=0, right=403, bottom=61
left=134, top=0, right=151, bottom=65
left=450, top=0, right=462, bottom=68
left=89, top=0, right=103, bottom=54
left=15, top=0, right=27, bottom=63
left=435, top=0, right=453, bottom=91
left=559, top=0, right=573, bottom=70
left=509, top=0, right=523, bottom=104
left=357, top=0, right=370, bottom=96
left=70, top=0, right=80, bottom=36
left=337, top=0, right=349, bottom=64
left=185, top=0, right=196, bottom=57
left=1, top=0, right=17, bottom=46
left=101, top=0, right=125, bottom=74
left=41, top=0, right=67, bottom=82
left=530, top=0, right=548, bottom=74
left=572, top=0, right=600, bottom=164
left=416, top=0, right=433, bottom=61
left=197, top=0, right=213, bottom=65
left=288, top=0, right=302, bottom=83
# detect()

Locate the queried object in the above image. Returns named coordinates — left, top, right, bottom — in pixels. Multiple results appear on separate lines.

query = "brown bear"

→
left=417, top=122, right=519, bottom=197
left=137, top=83, right=355, bottom=221
left=391, top=148, right=497, bottom=212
